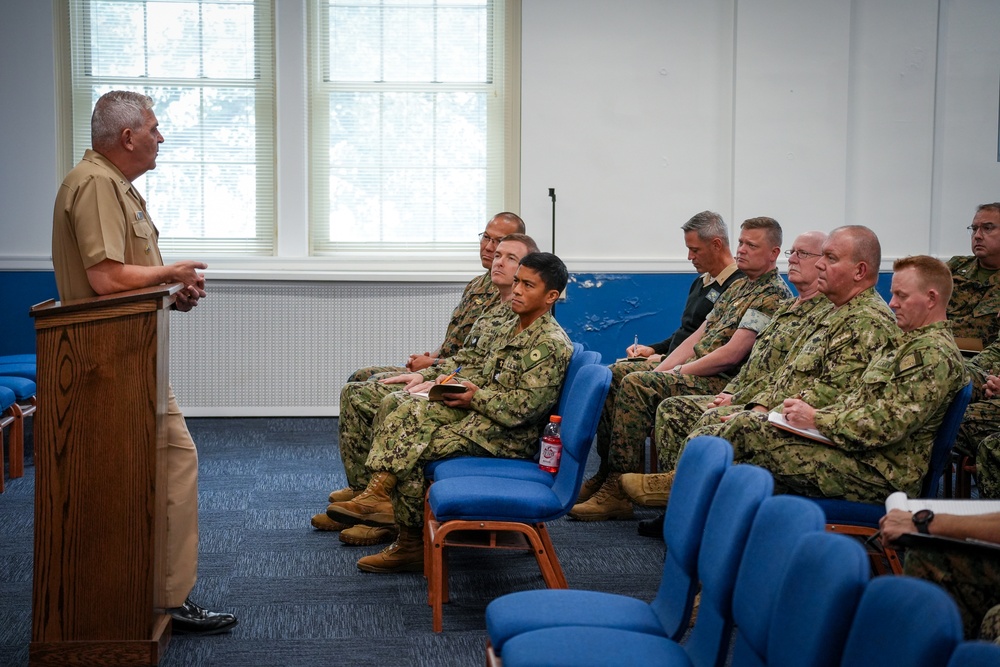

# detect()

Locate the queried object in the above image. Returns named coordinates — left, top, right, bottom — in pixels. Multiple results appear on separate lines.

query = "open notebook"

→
left=885, top=492, right=1000, bottom=554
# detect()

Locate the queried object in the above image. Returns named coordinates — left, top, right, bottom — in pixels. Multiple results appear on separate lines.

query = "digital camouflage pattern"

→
left=363, top=312, right=572, bottom=527
left=653, top=294, right=832, bottom=471
left=740, top=287, right=897, bottom=411
left=953, top=340, right=1000, bottom=460
left=347, top=271, right=499, bottom=382
left=947, top=255, right=1000, bottom=346
left=975, top=432, right=1000, bottom=498
left=598, top=268, right=792, bottom=475
left=707, top=321, right=967, bottom=502
left=904, top=546, right=1000, bottom=640
left=337, top=298, right=517, bottom=489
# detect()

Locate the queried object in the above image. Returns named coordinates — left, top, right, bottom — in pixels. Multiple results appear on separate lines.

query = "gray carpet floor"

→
left=0, top=418, right=665, bottom=666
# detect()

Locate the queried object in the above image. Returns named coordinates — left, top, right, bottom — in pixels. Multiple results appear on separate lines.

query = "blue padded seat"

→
left=0, top=363, right=36, bottom=381
left=425, top=347, right=602, bottom=485
left=0, top=376, right=36, bottom=402
left=839, top=576, right=963, bottom=667
left=947, top=641, right=1000, bottom=667
left=485, top=436, right=734, bottom=653
left=0, top=354, right=36, bottom=364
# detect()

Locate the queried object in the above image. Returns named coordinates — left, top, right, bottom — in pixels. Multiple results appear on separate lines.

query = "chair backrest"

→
left=549, top=364, right=612, bottom=505
left=0, top=376, right=36, bottom=401
left=924, top=381, right=973, bottom=497
left=682, top=464, right=774, bottom=667
left=947, top=641, right=1000, bottom=667
left=763, top=532, right=869, bottom=667
left=728, top=495, right=827, bottom=667
left=555, top=348, right=602, bottom=416
left=649, top=435, right=733, bottom=640
left=839, top=576, right=963, bottom=667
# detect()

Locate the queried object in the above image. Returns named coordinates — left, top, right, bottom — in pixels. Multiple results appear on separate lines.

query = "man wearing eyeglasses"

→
left=948, top=203, right=1000, bottom=347
left=347, top=212, right=525, bottom=381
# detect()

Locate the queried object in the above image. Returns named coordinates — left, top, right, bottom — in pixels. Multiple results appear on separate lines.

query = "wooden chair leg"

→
left=8, top=403, right=24, bottom=479
left=534, top=522, right=568, bottom=588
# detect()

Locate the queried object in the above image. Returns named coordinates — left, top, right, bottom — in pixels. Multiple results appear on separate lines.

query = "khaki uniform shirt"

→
left=52, top=149, right=163, bottom=302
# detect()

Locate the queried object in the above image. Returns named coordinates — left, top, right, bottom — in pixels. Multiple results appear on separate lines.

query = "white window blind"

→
left=66, top=0, right=276, bottom=256
left=307, top=0, right=513, bottom=257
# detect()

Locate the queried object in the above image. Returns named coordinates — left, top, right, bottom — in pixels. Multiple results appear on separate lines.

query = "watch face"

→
left=913, top=509, right=933, bottom=523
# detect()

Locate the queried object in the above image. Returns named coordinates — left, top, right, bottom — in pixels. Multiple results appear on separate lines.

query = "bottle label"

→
left=538, top=436, right=562, bottom=472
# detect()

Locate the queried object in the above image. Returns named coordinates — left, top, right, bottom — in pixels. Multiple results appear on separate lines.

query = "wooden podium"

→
left=28, top=283, right=183, bottom=667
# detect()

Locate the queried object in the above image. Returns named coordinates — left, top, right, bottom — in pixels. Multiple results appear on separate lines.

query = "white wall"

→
left=520, top=0, right=1000, bottom=271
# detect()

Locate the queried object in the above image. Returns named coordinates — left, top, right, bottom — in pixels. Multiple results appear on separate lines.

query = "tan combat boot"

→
left=328, top=487, right=359, bottom=503
left=311, top=512, right=350, bottom=531
left=339, top=524, right=399, bottom=546
left=576, top=467, right=608, bottom=503
left=356, top=526, right=424, bottom=573
left=620, top=471, right=675, bottom=507
left=326, top=472, right=396, bottom=526
left=568, top=473, right=634, bottom=521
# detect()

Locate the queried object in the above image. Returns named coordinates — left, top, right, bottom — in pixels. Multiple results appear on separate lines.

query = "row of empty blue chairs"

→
left=482, top=435, right=1000, bottom=667
left=0, top=353, right=37, bottom=492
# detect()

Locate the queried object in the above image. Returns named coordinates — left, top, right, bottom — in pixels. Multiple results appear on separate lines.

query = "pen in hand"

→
left=439, top=366, right=462, bottom=385
left=632, top=334, right=639, bottom=356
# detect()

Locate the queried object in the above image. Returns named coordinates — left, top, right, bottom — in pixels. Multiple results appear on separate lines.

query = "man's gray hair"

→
left=91, top=91, right=154, bottom=150
left=682, top=210, right=728, bottom=244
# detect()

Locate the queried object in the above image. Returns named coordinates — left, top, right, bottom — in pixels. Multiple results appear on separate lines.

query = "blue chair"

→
left=0, top=362, right=36, bottom=381
left=838, top=576, right=963, bottom=667
left=495, top=495, right=839, bottom=667
left=812, top=381, right=973, bottom=574
left=0, top=384, right=22, bottom=492
left=423, top=363, right=612, bottom=632
left=484, top=436, right=734, bottom=658
left=426, top=347, right=602, bottom=486
left=947, top=641, right=1000, bottom=667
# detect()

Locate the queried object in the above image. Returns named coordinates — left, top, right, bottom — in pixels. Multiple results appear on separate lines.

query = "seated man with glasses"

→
left=949, top=202, right=1000, bottom=348
left=347, top=212, right=525, bottom=381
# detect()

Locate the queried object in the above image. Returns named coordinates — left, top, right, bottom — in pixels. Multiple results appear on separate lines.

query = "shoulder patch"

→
left=523, top=343, right=552, bottom=370
left=896, top=350, right=923, bottom=373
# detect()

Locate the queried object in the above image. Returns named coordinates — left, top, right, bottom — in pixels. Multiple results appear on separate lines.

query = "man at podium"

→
left=50, top=90, right=237, bottom=636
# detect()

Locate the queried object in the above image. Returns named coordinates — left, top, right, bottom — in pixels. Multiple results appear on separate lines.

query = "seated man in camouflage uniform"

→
left=620, top=230, right=829, bottom=535
left=624, top=226, right=898, bottom=510
left=947, top=202, right=1000, bottom=347
left=881, top=507, right=1000, bottom=643
left=348, top=211, right=525, bottom=381
left=581, top=210, right=742, bottom=500
left=327, top=253, right=573, bottom=573
left=313, top=234, right=539, bottom=544
left=709, top=255, right=967, bottom=504
left=569, top=217, right=792, bottom=521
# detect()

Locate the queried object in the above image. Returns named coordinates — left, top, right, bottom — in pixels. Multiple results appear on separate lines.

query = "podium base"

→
left=30, top=614, right=172, bottom=667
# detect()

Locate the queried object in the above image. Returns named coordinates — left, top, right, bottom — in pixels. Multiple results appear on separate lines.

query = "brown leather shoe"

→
left=328, top=487, right=359, bottom=503
left=621, top=471, right=675, bottom=507
left=311, top=512, right=350, bottom=531
left=568, top=473, right=634, bottom=521
left=340, top=524, right=399, bottom=546
left=327, top=472, right=396, bottom=526
left=357, top=526, right=424, bottom=572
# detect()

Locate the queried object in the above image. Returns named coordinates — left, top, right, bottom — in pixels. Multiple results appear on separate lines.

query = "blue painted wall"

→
left=0, top=270, right=895, bottom=362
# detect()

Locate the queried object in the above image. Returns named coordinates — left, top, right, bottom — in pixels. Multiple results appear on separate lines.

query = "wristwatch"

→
left=912, top=509, right=934, bottom=534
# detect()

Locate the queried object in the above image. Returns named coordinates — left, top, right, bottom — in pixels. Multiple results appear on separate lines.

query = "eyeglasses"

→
left=968, top=223, right=999, bottom=235
left=784, top=249, right=821, bottom=259
left=478, top=231, right=503, bottom=246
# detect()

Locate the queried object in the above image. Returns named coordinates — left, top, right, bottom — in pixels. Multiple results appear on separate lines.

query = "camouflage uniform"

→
left=947, top=255, right=1000, bottom=346
left=709, top=321, right=968, bottom=502
left=363, top=312, right=572, bottom=528
left=981, top=604, right=1000, bottom=643
left=603, top=268, right=792, bottom=474
left=653, top=294, right=831, bottom=470
left=953, top=341, right=1000, bottom=461
left=904, top=546, right=1000, bottom=640
left=348, top=271, right=498, bottom=381
left=338, top=299, right=515, bottom=489
left=592, top=267, right=743, bottom=469
left=975, top=432, right=1000, bottom=498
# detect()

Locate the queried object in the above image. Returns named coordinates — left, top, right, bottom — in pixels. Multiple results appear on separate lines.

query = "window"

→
left=66, top=0, right=275, bottom=256
left=307, top=0, right=515, bottom=256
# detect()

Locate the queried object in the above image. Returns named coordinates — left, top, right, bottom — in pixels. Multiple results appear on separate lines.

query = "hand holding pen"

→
left=438, top=366, right=462, bottom=385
